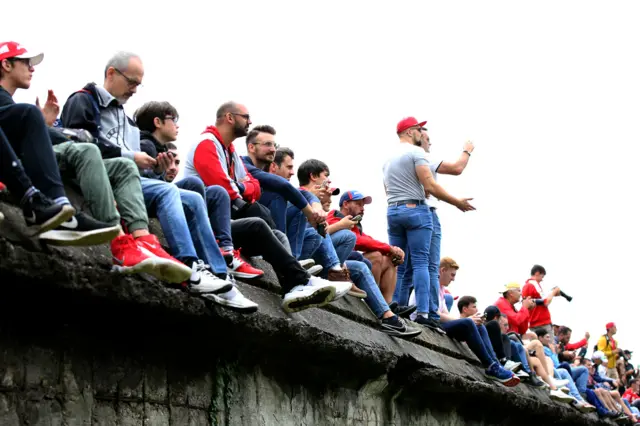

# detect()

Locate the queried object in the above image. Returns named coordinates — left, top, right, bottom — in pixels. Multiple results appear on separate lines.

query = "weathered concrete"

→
left=0, top=195, right=613, bottom=425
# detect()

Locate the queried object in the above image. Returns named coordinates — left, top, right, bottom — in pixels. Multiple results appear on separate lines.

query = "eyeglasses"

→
left=114, top=68, right=142, bottom=88
left=6, top=58, right=33, bottom=68
left=252, top=141, right=279, bottom=149
left=231, top=112, right=251, bottom=121
left=164, top=116, right=178, bottom=124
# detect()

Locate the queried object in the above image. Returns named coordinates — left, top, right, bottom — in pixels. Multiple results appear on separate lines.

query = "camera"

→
left=553, top=287, right=573, bottom=302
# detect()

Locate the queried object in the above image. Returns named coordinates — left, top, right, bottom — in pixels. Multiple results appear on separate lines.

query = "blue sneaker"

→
left=485, top=362, right=520, bottom=387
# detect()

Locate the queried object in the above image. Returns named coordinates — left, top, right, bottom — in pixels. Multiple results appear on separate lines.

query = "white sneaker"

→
left=204, top=280, right=258, bottom=313
left=329, top=280, right=352, bottom=302
left=571, top=400, right=596, bottom=413
left=549, top=389, right=575, bottom=403
left=515, top=370, right=530, bottom=379
left=185, top=260, right=233, bottom=294
left=503, top=360, right=522, bottom=372
left=307, top=265, right=323, bottom=276
left=552, top=378, right=569, bottom=388
left=299, top=259, right=315, bottom=269
left=282, top=276, right=336, bottom=313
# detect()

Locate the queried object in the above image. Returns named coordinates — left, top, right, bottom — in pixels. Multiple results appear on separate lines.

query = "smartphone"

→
left=351, top=215, right=362, bottom=223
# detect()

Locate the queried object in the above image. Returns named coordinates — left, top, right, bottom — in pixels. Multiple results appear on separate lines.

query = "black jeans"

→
left=485, top=320, right=511, bottom=359
left=0, top=126, right=33, bottom=199
left=0, top=104, right=66, bottom=200
left=231, top=217, right=309, bottom=293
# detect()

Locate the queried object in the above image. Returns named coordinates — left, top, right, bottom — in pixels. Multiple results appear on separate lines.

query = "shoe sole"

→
left=282, top=287, right=336, bottom=313
left=347, top=290, right=368, bottom=299
left=421, top=323, right=447, bottom=335
left=203, top=293, right=258, bottom=313
left=382, top=328, right=422, bottom=338
left=228, top=270, right=264, bottom=279
left=188, top=283, right=233, bottom=295
left=550, top=393, right=575, bottom=403
left=486, top=374, right=520, bottom=387
left=307, top=265, right=323, bottom=276
left=26, top=205, right=76, bottom=236
left=39, top=225, right=121, bottom=247
left=299, top=260, right=315, bottom=269
left=396, top=306, right=417, bottom=318
left=112, top=257, right=193, bottom=284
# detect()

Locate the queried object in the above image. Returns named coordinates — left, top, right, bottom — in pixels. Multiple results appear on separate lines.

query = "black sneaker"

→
left=523, top=373, right=547, bottom=388
left=389, top=302, right=417, bottom=319
left=380, top=315, right=422, bottom=338
left=415, top=316, right=447, bottom=335
left=39, top=212, right=121, bottom=246
left=22, top=191, right=76, bottom=236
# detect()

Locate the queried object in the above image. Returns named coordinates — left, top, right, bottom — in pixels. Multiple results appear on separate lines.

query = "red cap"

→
left=606, top=322, right=616, bottom=330
left=0, top=41, right=43, bottom=66
left=396, top=117, right=427, bottom=134
left=329, top=187, right=340, bottom=196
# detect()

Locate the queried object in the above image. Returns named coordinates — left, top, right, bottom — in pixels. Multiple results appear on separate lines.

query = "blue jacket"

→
left=241, top=156, right=309, bottom=210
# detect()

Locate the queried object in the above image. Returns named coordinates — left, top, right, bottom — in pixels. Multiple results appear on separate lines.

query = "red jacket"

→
left=521, top=278, right=552, bottom=328
left=565, top=338, right=588, bottom=351
left=326, top=210, right=391, bottom=254
left=623, top=388, right=640, bottom=403
left=494, top=296, right=530, bottom=335
left=184, top=126, right=261, bottom=202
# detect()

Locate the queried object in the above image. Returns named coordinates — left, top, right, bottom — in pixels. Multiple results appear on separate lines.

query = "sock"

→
left=20, top=187, right=38, bottom=206
left=54, top=196, right=71, bottom=206
left=221, top=246, right=234, bottom=253
left=417, top=313, right=428, bottom=319
left=330, top=264, right=342, bottom=272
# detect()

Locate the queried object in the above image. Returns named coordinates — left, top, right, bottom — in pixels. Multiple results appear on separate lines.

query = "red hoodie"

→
left=494, top=296, right=530, bottom=335
left=185, top=126, right=261, bottom=202
left=326, top=210, right=391, bottom=254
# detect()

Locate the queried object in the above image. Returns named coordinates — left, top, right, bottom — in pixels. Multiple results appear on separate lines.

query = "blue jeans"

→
left=428, top=209, right=442, bottom=320
left=311, top=233, right=342, bottom=272
left=140, top=177, right=227, bottom=275
left=175, top=176, right=233, bottom=251
left=554, top=368, right=583, bottom=402
left=388, top=204, right=433, bottom=315
left=259, top=190, right=288, bottom=232
left=570, top=365, right=589, bottom=395
left=285, top=204, right=307, bottom=258
left=300, top=227, right=323, bottom=260
left=348, top=251, right=373, bottom=270
left=329, top=229, right=356, bottom=265
left=509, top=340, right=531, bottom=373
left=441, top=319, right=497, bottom=368
left=345, top=260, right=389, bottom=318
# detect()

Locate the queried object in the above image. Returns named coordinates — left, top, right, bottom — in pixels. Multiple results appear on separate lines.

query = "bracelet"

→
left=463, top=150, right=471, bottom=156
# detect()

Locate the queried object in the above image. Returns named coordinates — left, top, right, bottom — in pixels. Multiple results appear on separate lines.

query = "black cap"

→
left=484, top=305, right=501, bottom=322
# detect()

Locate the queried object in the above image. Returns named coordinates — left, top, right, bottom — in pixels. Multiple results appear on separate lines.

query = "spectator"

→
left=326, top=190, right=405, bottom=304
left=183, top=101, right=274, bottom=226
left=0, top=41, right=122, bottom=246
left=428, top=258, right=518, bottom=386
left=296, top=159, right=364, bottom=296
left=135, top=101, right=264, bottom=280
left=597, top=322, right=622, bottom=380
left=621, top=350, right=637, bottom=386
left=417, top=128, right=474, bottom=339
left=241, top=126, right=321, bottom=241
left=522, top=264, right=566, bottom=340
left=536, top=328, right=596, bottom=412
left=151, top=143, right=353, bottom=313
left=623, top=379, right=640, bottom=411
left=61, top=52, right=254, bottom=309
left=557, top=326, right=590, bottom=353
left=384, top=117, right=474, bottom=332
left=163, top=143, right=179, bottom=183
left=494, top=282, right=535, bottom=335
left=0, top=125, right=75, bottom=235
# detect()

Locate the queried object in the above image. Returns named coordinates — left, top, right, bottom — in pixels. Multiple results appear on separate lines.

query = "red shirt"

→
left=326, top=210, right=391, bottom=254
left=623, top=388, right=640, bottom=403
left=521, top=278, right=552, bottom=328
left=494, top=296, right=530, bottom=335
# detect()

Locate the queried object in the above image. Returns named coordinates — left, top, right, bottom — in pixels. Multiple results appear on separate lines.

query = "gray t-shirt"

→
left=383, top=142, right=430, bottom=203
left=426, top=155, right=443, bottom=208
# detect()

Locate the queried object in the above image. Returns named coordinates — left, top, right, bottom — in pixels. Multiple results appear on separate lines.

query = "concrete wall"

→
left=0, top=197, right=612, bottom=425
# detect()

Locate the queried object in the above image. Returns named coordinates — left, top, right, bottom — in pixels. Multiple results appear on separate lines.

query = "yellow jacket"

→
left=597, top=334, right=619, bottom=369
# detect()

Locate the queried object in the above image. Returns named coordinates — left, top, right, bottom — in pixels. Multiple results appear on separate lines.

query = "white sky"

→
left=6, top=1, right=640, bottom=359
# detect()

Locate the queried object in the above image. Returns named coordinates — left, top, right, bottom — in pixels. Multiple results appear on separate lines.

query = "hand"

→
left=338, top=215, right=358, bottom=230
left=304, top=209, right=324, bottom=228
left=455, top=197, right=475, bottom=212
left=585, top=331, right=590, bottom=340
left=613, top=379, right=620, bottom=388
left=463, top=140, right=475, bottom=154
left=522, top=297, right=535, bottom=310
left=311, top=205, right=327, bottom=224
left=133, top=152, right=157, bottom=169
left=154, top=152, right=172, bottom=173
left=36, top=89, right=60, bottom=127
left=471, top=313, right=484, bottom=326
left=552, top=287, right=562, bottom=297
left=390, top=246, right=405, bottom=263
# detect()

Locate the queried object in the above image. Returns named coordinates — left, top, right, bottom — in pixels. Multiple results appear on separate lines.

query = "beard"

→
left=233, top=121, right=248, bottom=138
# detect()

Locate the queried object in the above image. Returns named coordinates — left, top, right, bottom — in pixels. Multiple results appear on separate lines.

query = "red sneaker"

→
left=0, top=182, right=6, bottom=192
left=221, top=248, right=264, bottom=279
left=135, top=234, right=181, bottom=262
left=111, top=234, right=192, bottom=284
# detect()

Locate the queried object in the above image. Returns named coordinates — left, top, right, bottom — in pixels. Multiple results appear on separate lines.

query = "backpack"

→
left=54, top=89, right=101, bottom=132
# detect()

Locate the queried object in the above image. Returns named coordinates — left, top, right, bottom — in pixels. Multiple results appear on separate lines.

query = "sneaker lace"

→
left=233, top=248, right=246, bottom=264
left=194, top=260, right=215, bottom=277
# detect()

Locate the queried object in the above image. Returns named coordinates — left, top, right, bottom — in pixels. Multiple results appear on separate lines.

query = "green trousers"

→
left=53, top=142, right=148, bottom=232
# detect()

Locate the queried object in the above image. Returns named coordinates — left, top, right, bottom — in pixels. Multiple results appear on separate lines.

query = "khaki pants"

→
left=607, top=367, right=620, bottom=380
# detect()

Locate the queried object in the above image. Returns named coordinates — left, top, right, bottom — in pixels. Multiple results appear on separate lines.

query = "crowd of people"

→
left=0, top=41, right=636, bottom=422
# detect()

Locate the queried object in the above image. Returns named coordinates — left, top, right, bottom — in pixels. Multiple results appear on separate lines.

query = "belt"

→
left=388, top=199, right=426, bottom=207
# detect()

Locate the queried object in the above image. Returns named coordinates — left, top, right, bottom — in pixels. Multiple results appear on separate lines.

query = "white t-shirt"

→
left=426, top=156, right=443, bottom=209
